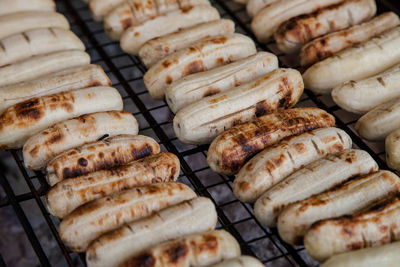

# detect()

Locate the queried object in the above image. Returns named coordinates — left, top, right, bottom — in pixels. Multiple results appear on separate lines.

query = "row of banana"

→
left=238, top=0, right=400, bottom=171
left=0, top=1, right=263, bottom=267
left=206, top=106, right=400, bottom=265
left=83, top=0, right=400, bottom=266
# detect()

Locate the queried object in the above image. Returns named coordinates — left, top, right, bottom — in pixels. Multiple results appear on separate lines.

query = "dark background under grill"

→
left=1, top=0, right=400, bottom=266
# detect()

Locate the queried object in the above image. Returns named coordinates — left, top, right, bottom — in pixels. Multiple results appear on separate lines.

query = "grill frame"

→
left=0, top=0, right=399, bottom=266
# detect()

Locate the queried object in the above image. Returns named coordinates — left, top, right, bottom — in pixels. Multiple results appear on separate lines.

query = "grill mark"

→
left=377, top=77, right=386, bottom=86
left=390, top=224, right=397, bottom=242
left=176, top=0, right=183, bottom=9
left=347, top=9, right=354, bottom=25
left=48, top=27, right=57, bottom=37
left=337, top=132, right=344, bottom=144
left=22, top=32, right=30, bottom=43
left=0, top=41, right=5, bottom=52
left=98, top=134, right=109, bottom=141
left=311, top=140, right=320, bottom=153
left=198, top=106, right=253, bottom=127
left=126, top=223, right=135, bottom=234
left=264, top=165, right=273, bottom=178
left=153, top=0, right=160, bottom=15
left=286, top=151, right=295, bottom=166
left=186, top=200, right=194, bottom=208
left=360, top=231, right=368, bottom=248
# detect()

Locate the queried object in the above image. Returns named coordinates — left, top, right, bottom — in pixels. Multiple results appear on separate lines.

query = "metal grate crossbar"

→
left=0, top=0, right=399, bottom=266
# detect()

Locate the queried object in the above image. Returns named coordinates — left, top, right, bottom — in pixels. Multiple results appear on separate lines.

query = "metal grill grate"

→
left=0, top=0, right=400, bottom=266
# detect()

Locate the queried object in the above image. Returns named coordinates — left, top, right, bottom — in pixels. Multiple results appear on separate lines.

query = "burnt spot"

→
left=187, top=46, right=197, bottom=55
left=121, top=18, right=133, bottom=30
left=18, top=108, right=43, bottom=121
left=78, top=158, right=88, bottom=167
left=166, top=75, right=173, bottom=84
left=198, top=234, right=218, bottom=251
left=18, top=99, right=39, bottom=109
left=208, top=94, right=227, bottom=104
left=89, top=80, right=105, bottom=87
left=165, top=243, right=188, bottom=263
left=342, top=228, right=353, bottom=237
left=123, top=252, right=155, bottom=267
left=132, top=145, right=153, bottom=159
left=238, top=181, right=250, bottom=192
left=181, top=5, right=193, bottom=13
left=62, top=168, right=72, bottom=179
left=377, top=77, right=386, bottom=86
left=211, top=36, right=228, bottom=44
left=294, top=142, right=306, bottom=153
left=344, top=152, right=356, bottom=164
left=28, top=145, right=40, bottom=157
left=203, top=88, right=221, bottom=98
left=145, top=0, right=154, bottom=9
left=278, top=77, right=294, bottom=109
left=368, top=199, right=394, bottom=213
left=255, top=100, right=270, bottom=117
left=162, top=60, right=173, bottom=68
left=347, top=241, right=363, bottom=250
left=99, top=152, right=104, bottom=159
left=272, top=154, right=286, bottom=168
left=133, top=2, right=142, bottom=10
left=215, top=57, right=224, bottom=65
left=182, top=60, right=205, bottom=76
left=62, top=167, right=85, bottom=179
left=47, top=132, right=63, bottom=145
left=15, top=99, right=43, bottom=121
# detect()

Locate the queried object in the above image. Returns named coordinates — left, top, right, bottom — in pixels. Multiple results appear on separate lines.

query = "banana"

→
left=0, top=50, right=90, bottom=88
left=120, top=5, right=220, bottom=54
left=332, top=63, right=400, bottom=114
left=144, top=33, right=256, bottom=99
left=0, top=64, right=111, bottom=114
left=207, top=107, right=333, bottom=175
left=0, top=11, right=69, bottom=40
left=173, top=68, right=303, bottom=145
left=300, top=12, right=400, bottom=66
left=23, top=111, right=138, bottom=170
left=303, top=26, right=400, bottom=94
left=0, top=28, right=84, bottom=67
left=165, top=52, right=278, bottom=113
left=254, top=149, right=378, bottom=227
left=86, top=197, right=218, bottom=267
left=251, top=0, right=343, bottom=42
left=234, top=127, right=351, bottom=203
left=138, top=19, right=235, bottom=68
left=0, top=87, right=123, bottom=149
left=59, top=182, right=196, bottom=252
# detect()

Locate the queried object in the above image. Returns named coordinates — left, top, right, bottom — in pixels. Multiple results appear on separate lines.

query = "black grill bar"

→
left=0, top=170, right=51, bottom=267
left=0, top=0, right=399, bottom=266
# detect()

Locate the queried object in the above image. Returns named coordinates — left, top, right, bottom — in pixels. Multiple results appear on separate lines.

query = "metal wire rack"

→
left=0, top=0, right=400, bottom=266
